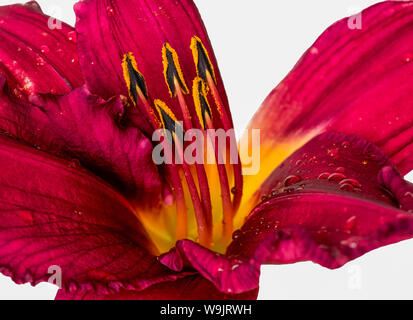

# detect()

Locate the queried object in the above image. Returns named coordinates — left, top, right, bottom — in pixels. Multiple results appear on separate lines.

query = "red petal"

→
left=229, top=133, right=413, bottom=271
left=158, top=240, right=265, bottom=294
left=246, top=1, right=413, bottom=187
left=0, top=81, right=162, bottom=205
left=74, top=0, right=230, bottom=126
left=0, top=1, right=83, bottom=99
left=55, top=275, right=258, bottom=300
left=0, top=135, right=175, bottom=293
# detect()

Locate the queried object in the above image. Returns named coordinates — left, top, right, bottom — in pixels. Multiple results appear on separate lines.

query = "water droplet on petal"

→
left=403, top=192, right=413, bottom=199
left=341, top=141, right=351, bottom=149
left=310, top=47, right=319, bottom=55
left=340, top=183, right=355, bottom=192
left=284, top=175, right=302, bottom=187
left=328, top=173, right=346, bottom=182
left=318, top=172, right=330, bottom=180
left=344, top=216, right=357, bottom=234
left=231, top=264, right=240, bottom=270
left=232, top=230, right=241, bottom=240
left=336, top=167, right=346, bottom=173
left=67, top=31, right=77, bottom=43
left=328, top=148, right=339, bottom=158
left=340, top=178, right=362, bottom=188
left=403, top=52, right=413, bottom=64
left=106, top=6, right=115, bottom=16
left=36, top=57, right=45, bottom=66
left=231, top=187, right=238, bottom=195
left=40, top=45, right=50, bottom=54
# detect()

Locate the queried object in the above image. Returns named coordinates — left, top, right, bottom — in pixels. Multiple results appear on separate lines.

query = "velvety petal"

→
left=0, top=135, right=177, bottom=293
left=74, top=0, right=230, bottom=128
left=0, top=1, right=83, bottom=100
left=243, top=0, right=413, bottom=195
left=55, top=275, right=258, bottom=300
left=0, top=79, right=161, bottom=205
left=229, top=132, right=413, bottom=272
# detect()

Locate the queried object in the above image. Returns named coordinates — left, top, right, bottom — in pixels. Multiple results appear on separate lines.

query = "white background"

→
left=0, top=0, right=413, bottom=300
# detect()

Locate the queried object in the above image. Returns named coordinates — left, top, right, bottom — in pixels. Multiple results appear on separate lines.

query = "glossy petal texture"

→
left=245, top=0, right=413, bottom=196
left=0, top=1, right=83, bottom=100
left=229, top=133, right=413, bottom=276
left=0, top=135, right=177, bottom=293
left=0, top=79, right=161, bottom=205
left=74, top=0, right=230, bottom=129
left=55, top=275, right=258, bottom=300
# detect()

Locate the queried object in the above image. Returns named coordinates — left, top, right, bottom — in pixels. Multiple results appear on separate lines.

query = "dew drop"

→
left=106, top=6, right=115, bottom=16
left=339, top=178, right=362, bottom=188
left=341, top=141, right=351, bottom=149
left=284, top=175, right=302, bottom=187
left=67, top=31, right=77, bottom=43
left=328, top=148, right=339, bottom=158
left=40, top=45, right=50, bottom=54
left=231, top=187, right=238, bottom=195
left=344, top=216, right=357, bottom=234
left=310, top=47, right=319, bottom=55
left=340, top=183, right=355, bottom=192
left=36, top=57, right=45, bottom=66
left=232, top=230, right=241, bottom=240
left=328, top=173, right=346, bottom=182
left=403, top=52, right=413, bottom=64
left=403, top=191, right=413, bottom=199
left=336, top=167, right=346, bottom=173
left=318, top=172, right=330, bottom=180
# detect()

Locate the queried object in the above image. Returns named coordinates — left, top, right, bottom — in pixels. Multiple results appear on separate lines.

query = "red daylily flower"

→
left=0, top=0, right=413, bottom=300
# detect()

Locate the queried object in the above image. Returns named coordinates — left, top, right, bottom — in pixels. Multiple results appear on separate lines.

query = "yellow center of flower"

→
left=121, top=36, right=247, bottom=254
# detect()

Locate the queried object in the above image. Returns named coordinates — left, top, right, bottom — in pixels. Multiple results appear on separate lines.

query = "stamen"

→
left=193, top=78, right=233, bottom=241
left=122, top=52, right=149, bottom=101
left=122, top=53, right=159, bottom=129
left=206, top=71, right=244, bottom=213
left=162, top=43, right=189, bottom=98
left=122, top=53, right=187, bottom=240
left=190, top=36, right=217, bottom=85
left=162, top=44, right=213, bottom=233
left=155, top=100, right=212, bottom=247
left=192, top=77, right=212, bottom=131
left=190, top=38, right=244, bottom=214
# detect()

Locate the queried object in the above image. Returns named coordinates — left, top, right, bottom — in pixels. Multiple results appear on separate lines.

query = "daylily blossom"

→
left=0, top=0, right=413, bottom=300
